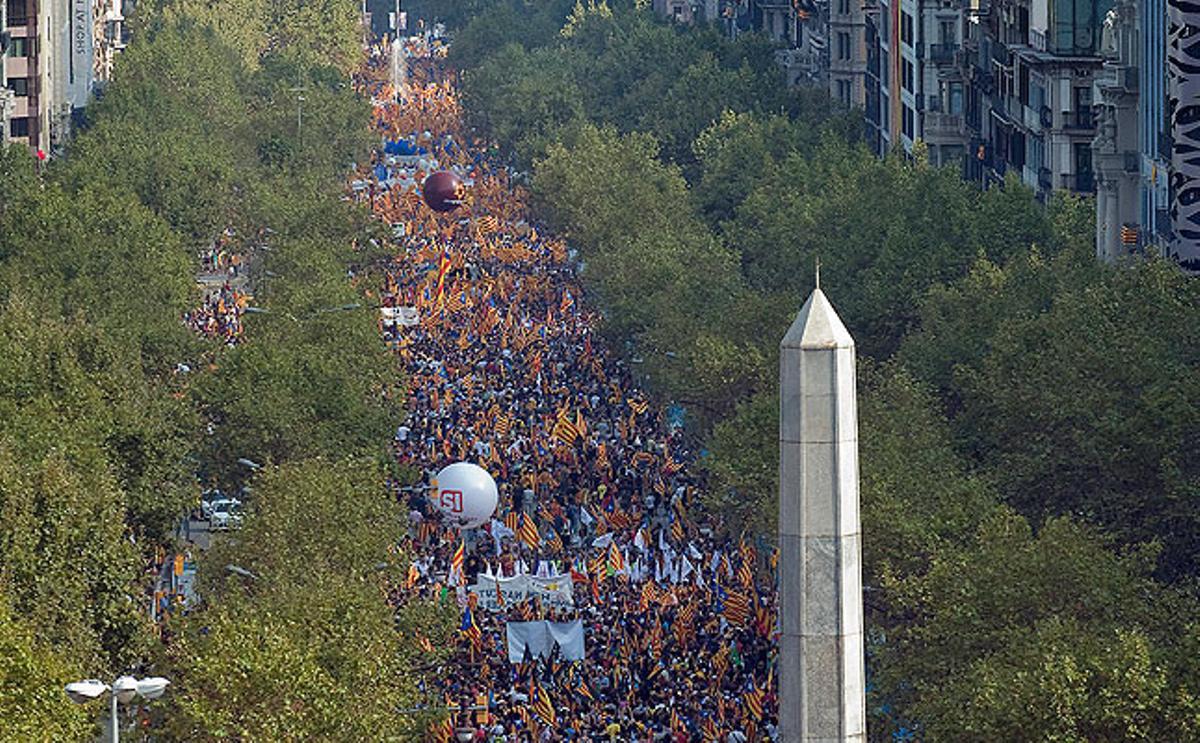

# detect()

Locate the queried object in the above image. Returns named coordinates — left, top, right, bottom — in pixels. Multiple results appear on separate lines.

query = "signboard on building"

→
left=58, top=0, right=95, bottom=107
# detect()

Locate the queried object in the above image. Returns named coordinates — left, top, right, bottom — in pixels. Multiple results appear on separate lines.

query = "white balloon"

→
left=432, top=462, right=498, bottom=528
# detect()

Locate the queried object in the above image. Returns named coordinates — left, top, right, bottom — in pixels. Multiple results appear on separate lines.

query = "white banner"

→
left=381, top=306, right=420, bottom=326
left=469, top=573, right=574, bottom=611
left=505, top=620, right=585, bottom=663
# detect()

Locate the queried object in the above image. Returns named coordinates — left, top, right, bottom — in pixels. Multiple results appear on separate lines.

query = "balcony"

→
left=1063, top=110, right=1095, bottom=130
left=929, top=43, right=957, bottom=63
left=990, top=40, right=1011, bottom=67
left=924, top=112, right=963, bottom=141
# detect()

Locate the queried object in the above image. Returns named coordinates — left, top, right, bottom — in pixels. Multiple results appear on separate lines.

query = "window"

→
left=880, top=12, right=889, bottom=43
left=1050, top=0, right=1103, bottom=55
left=838, top=0, right=850, bottom=14
left=948, top=81, right=964, bottom=114
left=902, top=59, right=914, bottom=92
left=1073, top=85, right=1093, bottom=127
left=1010, top=131, right=1026, bottom=168
left=901, top=12, right=913, bottom=45
left=902, top=104, right=914, bottom=140
left=880, top=49, right=889, bottom=86
left=837, top=79, right=852, bottom=105
left=6, top=77, right=28, bottom=96
left=5, top=0, right=27, bottom=25
left=9, top=117, right=29, bottom=138
left=1074, top=141, right=1094, bottom=190
left=6, top=37, right=31, bottom=57
left=1018, top=63, right=1030, bottom=105
left=838, top=32, right=851, bottom=60
left=1029, top=135, right=1045, bottom=169
left=939, top=18, right=956, bottom=45
left=1030, top=80, right=1045, bottom=113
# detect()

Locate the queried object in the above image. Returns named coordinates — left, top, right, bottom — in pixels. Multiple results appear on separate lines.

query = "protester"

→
left=357, top=38, right=779, bottom=741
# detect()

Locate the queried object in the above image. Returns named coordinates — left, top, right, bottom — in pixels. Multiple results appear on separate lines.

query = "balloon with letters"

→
left=433, top=462, right=498, bottom=528
left=422, top=170, right=465, bottom=212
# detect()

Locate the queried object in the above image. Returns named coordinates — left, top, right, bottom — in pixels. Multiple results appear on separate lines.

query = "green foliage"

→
left=703, top=390, right=778, bottom=536
left=165, top=461, right=444, bottom=741
left=0, top=0, right=397, bottom=734
left=724, top=139, right=1043, bottom=358
left=461, top=44, right=587, bottom=164
left=0, top=588, right=93, bottom=743
left=946, top=258, right=1199, bottom=578
left=875, top=511, right=1200, bottom=741
left=0, top=310, right=150, bottom=671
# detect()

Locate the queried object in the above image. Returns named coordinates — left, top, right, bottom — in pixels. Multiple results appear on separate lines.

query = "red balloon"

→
left=422, top=171, right=464, bottom=213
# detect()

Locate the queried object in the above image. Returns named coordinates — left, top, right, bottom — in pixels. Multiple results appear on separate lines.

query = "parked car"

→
left=200, top=490, right=224, bottom=520
left=209, top=499, right=243, bottom=531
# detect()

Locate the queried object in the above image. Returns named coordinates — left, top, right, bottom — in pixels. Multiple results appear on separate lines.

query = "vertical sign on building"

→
left=1168, top=0, right=1200, bottom=269
left=60, top=0, right=95, bottom=107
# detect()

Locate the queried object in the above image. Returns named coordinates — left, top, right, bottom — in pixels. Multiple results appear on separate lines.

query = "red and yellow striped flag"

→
left=518, top=513, right=540, bottom=550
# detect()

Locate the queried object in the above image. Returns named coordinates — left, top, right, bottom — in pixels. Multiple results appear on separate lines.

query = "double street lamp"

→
left=64, top=676, right=170, bottom=743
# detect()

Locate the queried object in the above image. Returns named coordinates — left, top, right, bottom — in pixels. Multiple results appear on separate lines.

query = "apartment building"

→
left=961, top=0, right=1115, bottom=196
left=2, top=0, right=124, bottom=151
left=829, top=0, right=867, bottom=106
left=1092, top=0, right=1172, bottom=261
left=862, top=0, right=968, bottom=162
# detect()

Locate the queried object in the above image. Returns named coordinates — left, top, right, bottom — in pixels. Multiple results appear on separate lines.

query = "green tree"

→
left=0, top=588, right=93, bottom=743
left=164, top=460, right=442, bottom=741
left=874, top=511, right=1200, bottom=741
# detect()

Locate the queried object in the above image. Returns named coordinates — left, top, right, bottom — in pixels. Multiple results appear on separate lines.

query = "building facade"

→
left=2, top=0, right=124, bottom=151
left=1092, top=0, right=1171, bottom=261
left=961, top=0, right=1115, bottom=196
left=829, top=0, right=868, bottom=107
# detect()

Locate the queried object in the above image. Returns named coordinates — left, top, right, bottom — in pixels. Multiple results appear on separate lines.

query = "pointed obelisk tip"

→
left=781, top=283, right=854, bottom=351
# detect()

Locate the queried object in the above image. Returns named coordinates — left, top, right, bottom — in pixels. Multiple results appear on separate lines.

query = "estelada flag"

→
left=606, top=541, right=624, bottom=576
left=518, top=512, right=540, bottom=550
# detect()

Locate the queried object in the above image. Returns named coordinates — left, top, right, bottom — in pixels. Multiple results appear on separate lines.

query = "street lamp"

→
left=64, top=676, right=170, bottom=743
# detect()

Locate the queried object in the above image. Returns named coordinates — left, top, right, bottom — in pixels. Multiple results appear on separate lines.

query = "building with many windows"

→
left=1091, top=0, right=1171, bottom=261
left=960, top=0, right=1115, bottom=197
left=2, top=0, right=125, bottom=151
left=861, top=0, right=969, bottom=162
left=829, top=0, right=868, bottom=106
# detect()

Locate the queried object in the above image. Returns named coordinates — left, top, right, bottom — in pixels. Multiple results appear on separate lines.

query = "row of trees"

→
left=0, top=2, right=440, bottom=740
left=428, top=0, right=1200, bottom=738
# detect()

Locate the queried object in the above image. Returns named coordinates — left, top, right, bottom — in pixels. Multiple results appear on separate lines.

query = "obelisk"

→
left=778, top=282, right=866, bottom=742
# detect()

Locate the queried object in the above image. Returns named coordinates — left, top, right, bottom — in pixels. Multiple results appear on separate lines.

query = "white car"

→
left=200, top=490, right=225, bottom=520
left=209, top=499, right=243, bottom=531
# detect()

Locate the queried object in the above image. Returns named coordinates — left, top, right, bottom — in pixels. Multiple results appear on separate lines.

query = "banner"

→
left=381, top=306, right=420, bottom=326
left=505, top=620, right=585, bottom=663
left=469, top=573, right=574, bottom=611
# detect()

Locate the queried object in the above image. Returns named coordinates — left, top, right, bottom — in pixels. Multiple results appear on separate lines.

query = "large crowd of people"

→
left=357, top=37, right=779, bottom=742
